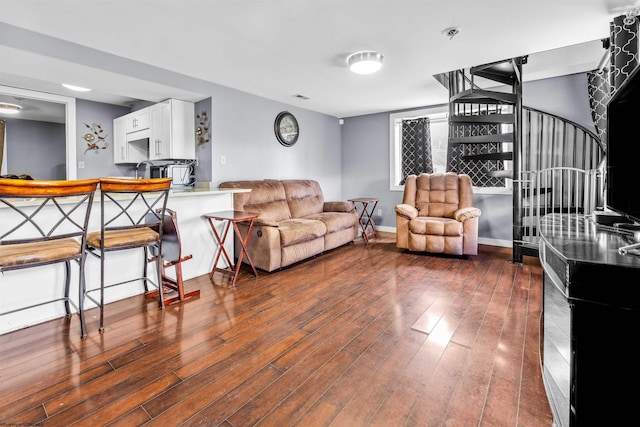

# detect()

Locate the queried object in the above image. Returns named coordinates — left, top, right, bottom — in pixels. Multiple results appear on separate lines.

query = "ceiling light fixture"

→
left=61, top=83, right=92, bottom=92
left=0, top=103, right=21, bottom=115
left=347, top=51, right=384, bottom=75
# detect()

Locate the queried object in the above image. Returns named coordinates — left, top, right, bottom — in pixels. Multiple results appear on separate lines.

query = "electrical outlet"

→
left=377, top=209, right=382, bottom=216
left=220, top=155, right=226, bottom=165
left=78, top=161, right=85, bottom=169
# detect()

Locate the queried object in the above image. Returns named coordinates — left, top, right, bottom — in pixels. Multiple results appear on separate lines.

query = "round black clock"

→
left=274, top=111, right=299, bottom=147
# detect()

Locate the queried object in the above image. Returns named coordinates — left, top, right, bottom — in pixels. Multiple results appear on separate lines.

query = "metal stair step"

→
left=449, top=133, right=513, bottom=144
left=471, top=62, right=517, bottom=85
left=463, top=152, right=513, bottom=161
left=470, top=56, right=526, bottom=85
left=487, top=169, right=513, bottom=179
left=450, top=113, right=515, bottom=124
left=450, top=88, right=517, bottom=104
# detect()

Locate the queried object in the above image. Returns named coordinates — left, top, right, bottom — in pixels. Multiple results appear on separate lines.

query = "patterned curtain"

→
left=610, top=14, right=639, bottom=94
left=586, top=14, right=639, bottom=151
left=587, top=70, right=610, bottom=146
left=400, top=117, right=433, bottom=183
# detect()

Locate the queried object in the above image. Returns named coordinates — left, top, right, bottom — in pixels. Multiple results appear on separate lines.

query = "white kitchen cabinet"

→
left=123, top=108, right=149, bottom=133
left=113, top=116, right=147, bottom=164
left=149, top=99, right=195, bottom=161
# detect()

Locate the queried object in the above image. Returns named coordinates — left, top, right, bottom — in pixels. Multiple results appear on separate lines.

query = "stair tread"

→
left=449, top=133, right=513, bottom=144
left=450, top=114, right=515, bottom=124
left=471, top=58, right=524, bottom=85
left=450, top=89, right=517, bottom=104
left=463, top=152, right=513, bottom=161
left=487, top=170, right=513, bottom=178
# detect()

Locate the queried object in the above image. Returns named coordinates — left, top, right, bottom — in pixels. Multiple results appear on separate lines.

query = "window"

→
left=389, top=106, right=512, bottom=193
left=389, top=106, right=448, bottom=191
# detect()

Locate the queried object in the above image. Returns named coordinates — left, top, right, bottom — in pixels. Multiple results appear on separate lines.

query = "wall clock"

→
left=274, top=111, right=299, bottom=147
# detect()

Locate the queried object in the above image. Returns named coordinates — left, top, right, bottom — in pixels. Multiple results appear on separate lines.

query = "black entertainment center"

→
left=539, top=214, right=640, bottom=427
left=538, top=61, right=640, bottom=426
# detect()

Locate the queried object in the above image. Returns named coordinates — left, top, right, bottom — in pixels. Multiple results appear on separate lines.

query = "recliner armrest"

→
left=395, top=204, right=418, bottom=220
left=323, top=201, right=355, bottom=213
left=455, top=206, right=482, bottom=222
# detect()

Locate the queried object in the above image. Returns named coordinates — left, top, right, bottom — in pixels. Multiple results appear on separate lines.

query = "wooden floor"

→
left=0, top=233, right=553, bottom=426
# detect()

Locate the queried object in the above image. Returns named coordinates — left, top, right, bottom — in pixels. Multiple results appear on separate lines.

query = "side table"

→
left=203, top=210, right=260, bottom=286
left=348, top=198, right=379, bottom=243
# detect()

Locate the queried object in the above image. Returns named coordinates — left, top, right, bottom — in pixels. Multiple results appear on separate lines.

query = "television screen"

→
left=606, top=64, right=640, bottom=224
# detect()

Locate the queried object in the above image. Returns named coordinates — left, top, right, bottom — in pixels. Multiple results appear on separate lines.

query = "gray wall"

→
left=341, top=72, right=596, bottom=244
left=4, top=117, right=66, bottom=179
left=209, top=85, right=342, bottom=198
left=76, top=99, right=132, bottom=179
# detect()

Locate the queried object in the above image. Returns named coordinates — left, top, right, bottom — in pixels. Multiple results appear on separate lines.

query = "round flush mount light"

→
left=0, top=103, right=21, bottom=114
left=61, top=83, right=92, bottom=92
left=347, top=50, right=384, bottom=74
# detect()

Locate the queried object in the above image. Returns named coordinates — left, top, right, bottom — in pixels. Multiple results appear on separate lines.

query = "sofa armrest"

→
left=455, top=206, right=482, bottom=222
left=395, top=204, right=418, bottom=220
left=323, top=201, right=355, bottom=213
left=254, top=216, right=279, bottom=227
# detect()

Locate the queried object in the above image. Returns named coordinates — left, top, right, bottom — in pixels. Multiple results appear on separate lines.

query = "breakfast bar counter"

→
left=0, top=186, right=249, bottom=335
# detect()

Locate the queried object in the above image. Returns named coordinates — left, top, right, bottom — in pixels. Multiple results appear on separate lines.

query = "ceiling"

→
left=1, top=0, right=638, bottom=121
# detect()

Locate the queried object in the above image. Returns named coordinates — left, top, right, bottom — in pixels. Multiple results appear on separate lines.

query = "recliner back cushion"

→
left=282, top=180, right=324, bottom=218
left=415, top=173, right=460, bottom=218
left=219, top=180, right=291, bottom=221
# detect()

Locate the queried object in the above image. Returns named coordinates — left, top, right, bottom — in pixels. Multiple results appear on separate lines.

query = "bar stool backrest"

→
left=0, top=178, right=100, bottom=270
left=97, top=178, right=172, bottom=238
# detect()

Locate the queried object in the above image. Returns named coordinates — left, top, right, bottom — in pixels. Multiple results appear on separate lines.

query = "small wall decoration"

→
left=196, top=110, right=211, bottom=145
left=83, top=122, right=109, bottom=155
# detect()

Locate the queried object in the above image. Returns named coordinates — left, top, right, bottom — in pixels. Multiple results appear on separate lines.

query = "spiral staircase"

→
left=436, top=57, right=605, bottom=263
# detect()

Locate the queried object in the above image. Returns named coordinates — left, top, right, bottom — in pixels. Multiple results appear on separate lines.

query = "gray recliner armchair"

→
left=395, top=172, right=481, bottom=255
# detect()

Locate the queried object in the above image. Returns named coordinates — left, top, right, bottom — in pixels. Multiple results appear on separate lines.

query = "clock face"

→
left=275, top=112, right=299, bottom=146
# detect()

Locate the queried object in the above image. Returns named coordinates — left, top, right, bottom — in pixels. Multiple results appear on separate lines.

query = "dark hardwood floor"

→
left=0, top=233, right=553, bottom=426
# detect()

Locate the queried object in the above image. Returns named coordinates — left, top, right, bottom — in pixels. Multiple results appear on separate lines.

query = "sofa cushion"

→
left=219, top=180, right=291, bottom=222
left=278, top=218, right=327, bottom=246
left=282, top=180, right=324, bottom=218
left=409, top=217, right=463, bottom=236
left=304, top=212, right=356, bottom=234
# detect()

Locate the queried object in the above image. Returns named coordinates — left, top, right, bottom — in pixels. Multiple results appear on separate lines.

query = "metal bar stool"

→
left=0, top=178, right=100, bottom=338
left=84, top=177, right=172, bottom=333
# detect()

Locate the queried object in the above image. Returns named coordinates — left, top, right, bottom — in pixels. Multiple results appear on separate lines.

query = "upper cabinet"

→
left=149, top=99, right=195, bottom=161
left=124, top=108, right=150, bottom=133
left=113, top=112, right=149, bottom=164
left=113, top=99, right=195, bottom=164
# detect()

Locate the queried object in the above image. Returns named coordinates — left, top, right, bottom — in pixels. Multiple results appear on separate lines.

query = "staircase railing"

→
left=516, top=108, right=605, bottom=256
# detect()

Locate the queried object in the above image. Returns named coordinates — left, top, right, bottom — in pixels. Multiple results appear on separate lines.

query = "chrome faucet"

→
left=134, top=160, right=153, bottom=179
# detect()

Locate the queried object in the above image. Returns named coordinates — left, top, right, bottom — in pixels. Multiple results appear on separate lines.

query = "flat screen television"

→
left=606, top=63, right=640, bottom=225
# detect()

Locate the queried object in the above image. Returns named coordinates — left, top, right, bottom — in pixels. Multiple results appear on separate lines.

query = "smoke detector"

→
left=442, top=27, right=460, bottom=40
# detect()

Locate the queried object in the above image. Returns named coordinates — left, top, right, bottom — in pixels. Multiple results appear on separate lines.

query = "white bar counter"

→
left=0, top=187, right=248, bottom=335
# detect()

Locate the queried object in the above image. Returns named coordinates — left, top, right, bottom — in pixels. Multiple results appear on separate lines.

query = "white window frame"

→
left=389, top=105, right=448, bottom=192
